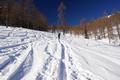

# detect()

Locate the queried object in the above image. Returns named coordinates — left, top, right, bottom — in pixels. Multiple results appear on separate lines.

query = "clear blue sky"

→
left=33, top=0, right=120, bottom=25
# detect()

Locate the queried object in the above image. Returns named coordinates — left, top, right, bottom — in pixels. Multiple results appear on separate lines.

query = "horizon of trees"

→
left=0, top=0, right=48, bottom=31
left=50, top=7, right=120, bottom=43
left=65, top=11, right=120, bottom=44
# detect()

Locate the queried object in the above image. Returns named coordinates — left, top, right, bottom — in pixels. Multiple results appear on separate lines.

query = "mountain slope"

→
left=0, top=26, right=120, bottom=80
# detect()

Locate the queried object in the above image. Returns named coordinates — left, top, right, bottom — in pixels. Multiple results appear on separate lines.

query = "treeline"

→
left=0, top=0, right=48, bottom=31
left=69, top=11, right=120, bottom=43
left=50, top=24, right=70, bottom=34
left=50, top=11, right=120, bottom=43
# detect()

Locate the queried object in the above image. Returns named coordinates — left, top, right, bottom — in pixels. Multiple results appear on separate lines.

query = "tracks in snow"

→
left=58, top=41, right=66, bottom=80
left=0, top=35, right=106, bottom=80
left=0, top=38, right=104, bottom=80
left=36, top=40, right=67, bottom=80
left=62, top=42, right=80, bottom=80
left=0, top=43, right=33, bottom=80
left=8, top=49, right=33, bottom=80
left=63, top=41, right=104, bottom=80
left=35, top=39, right=94, bottom=80
left=36, top=42, right=58, bottom=80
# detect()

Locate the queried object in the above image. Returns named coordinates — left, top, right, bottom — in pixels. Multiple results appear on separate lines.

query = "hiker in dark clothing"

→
left=58, top=33, right=61, bottom=39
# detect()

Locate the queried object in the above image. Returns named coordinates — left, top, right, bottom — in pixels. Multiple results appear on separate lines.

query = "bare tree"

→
left=57, top=2, right=66, bottom=26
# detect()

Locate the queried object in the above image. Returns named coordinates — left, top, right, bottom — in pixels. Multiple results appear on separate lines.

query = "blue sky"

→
left=34, top=0, right=120, bottom=25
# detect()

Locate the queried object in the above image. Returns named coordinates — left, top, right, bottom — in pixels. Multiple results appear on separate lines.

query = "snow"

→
left=107, top=15, right=111, bottom=18
left=0, top=26, right=120, bottom=80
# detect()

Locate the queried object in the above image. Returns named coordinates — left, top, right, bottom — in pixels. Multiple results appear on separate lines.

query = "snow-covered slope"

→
left=0, top=26, right=120, bottom=80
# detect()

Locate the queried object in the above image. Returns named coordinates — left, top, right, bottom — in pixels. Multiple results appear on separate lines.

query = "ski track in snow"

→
left=36, top=42, right=56, bottom=80
left=8, top=49, right=33, bottom=80
left=0, top=26, right=120, bottom=80
left=58, top=41, right=66, bottom=80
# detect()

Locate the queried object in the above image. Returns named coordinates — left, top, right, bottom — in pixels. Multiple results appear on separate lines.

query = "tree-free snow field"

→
left=0, top=26, right=120, bottom=80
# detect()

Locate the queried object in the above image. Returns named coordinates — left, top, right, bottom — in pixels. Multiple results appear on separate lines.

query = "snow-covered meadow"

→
left=0, top=26, right=120, bottom=80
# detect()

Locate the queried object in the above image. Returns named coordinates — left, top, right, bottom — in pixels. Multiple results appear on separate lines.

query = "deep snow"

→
left=0, top=26, right=120, bottom=80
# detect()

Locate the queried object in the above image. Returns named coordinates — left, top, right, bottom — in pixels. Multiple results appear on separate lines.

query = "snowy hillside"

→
left=0, top=26, right=120, bottom=80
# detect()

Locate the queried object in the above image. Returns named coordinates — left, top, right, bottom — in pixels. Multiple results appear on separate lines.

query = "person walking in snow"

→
left=58, top=33, right=61, bottom=40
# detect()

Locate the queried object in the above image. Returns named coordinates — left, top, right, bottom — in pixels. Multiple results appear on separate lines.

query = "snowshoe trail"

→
left=36, top=42, right=59, bottom=80
left=58, top=41, right=67, bottom=80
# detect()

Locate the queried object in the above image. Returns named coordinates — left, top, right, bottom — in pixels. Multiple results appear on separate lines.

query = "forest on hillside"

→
left=67, top=12, right=120, bottom=43
left=51, top=11, right=120, bottom=44
left=0, top=0, right=48, bottom=31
